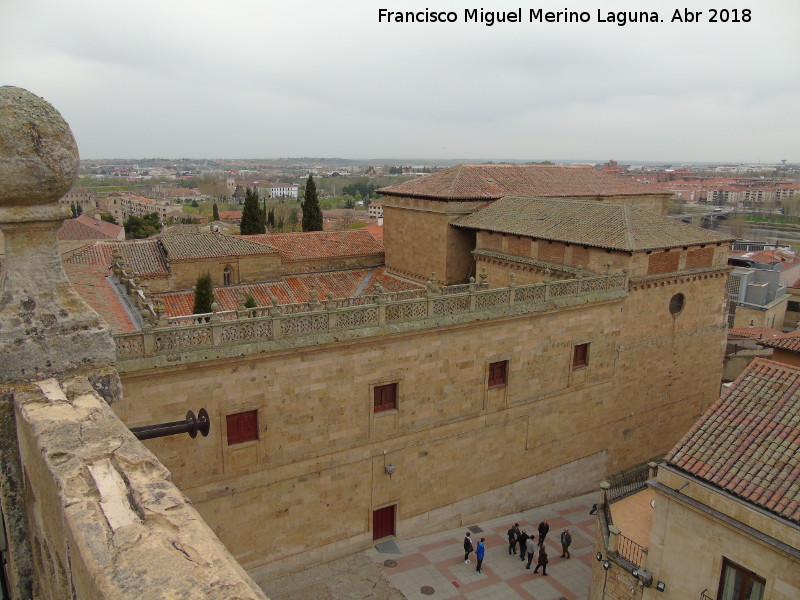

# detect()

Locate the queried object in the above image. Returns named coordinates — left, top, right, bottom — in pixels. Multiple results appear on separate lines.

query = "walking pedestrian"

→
left=463, top=532, right=474, bottom=564
left=560, top=528, right=572, bottom=558
left=537, top=520, right=550, bottom=546
left=475, top=538, right=485, bottom=573
left=517, top=530, right=529, bottom=562
left=533, top=546, right=549, bottom=575
left=525, top=534, right=536, bottom=569
left=507, top=523, right=519, bottom=555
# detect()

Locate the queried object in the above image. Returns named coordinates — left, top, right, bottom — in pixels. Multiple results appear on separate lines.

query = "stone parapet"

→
left=11, top=375, right=268, bottom=599
left=114, top=273, right=628, bottom=365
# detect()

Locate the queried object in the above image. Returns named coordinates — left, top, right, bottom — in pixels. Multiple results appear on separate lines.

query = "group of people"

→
left=462, top=520, right=572, bottom=576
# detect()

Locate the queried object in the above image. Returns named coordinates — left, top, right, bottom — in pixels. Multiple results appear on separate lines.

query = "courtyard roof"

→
left=454, top=196, right=733, bottom=251
left=64, top=239, right=170, bottom=278
left=666, top=358, right=800, bottom=524
left=377, top=164, right=664, bottom=201
left=159, top=232, right=279, bottom=260
left=242, top=230, right=384, bottom=261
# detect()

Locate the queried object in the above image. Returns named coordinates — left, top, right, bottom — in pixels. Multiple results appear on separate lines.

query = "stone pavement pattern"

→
left=368, top=492, right=597, bottom=600
left=262, top=492, right=596, bottom=600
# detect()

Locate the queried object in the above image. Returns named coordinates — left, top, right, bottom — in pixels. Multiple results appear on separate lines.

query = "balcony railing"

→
left=114, top=273, right=627, bottom=360
left=607, top=465, right=651, bottom=502
left=618, top=534, right=645, bottom=567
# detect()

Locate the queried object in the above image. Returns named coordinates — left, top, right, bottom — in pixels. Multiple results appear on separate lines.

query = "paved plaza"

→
left=263, top=491, right=597, bottom=600
left=367, top=491, right=597, bottom=600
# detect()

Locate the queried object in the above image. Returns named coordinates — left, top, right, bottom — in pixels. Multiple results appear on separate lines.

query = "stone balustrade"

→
left=116, top=273, right=627, bottom=360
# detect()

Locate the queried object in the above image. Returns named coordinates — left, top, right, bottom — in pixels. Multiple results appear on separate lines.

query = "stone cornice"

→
left=472, top=248, right=597, bottom=277
left=628, top=265, right=731, bottom=290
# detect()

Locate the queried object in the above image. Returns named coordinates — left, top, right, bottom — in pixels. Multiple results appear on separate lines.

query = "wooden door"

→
left=373, top=505, right=395, bottom=540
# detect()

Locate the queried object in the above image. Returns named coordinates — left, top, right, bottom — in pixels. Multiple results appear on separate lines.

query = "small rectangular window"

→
left=488, top=360, right=508, bottom=387
left=226, top=410, right=258, bottom=445
left=573, top=343, right=589, bottom=369
left=717, top=558, right=765, bottom=600
left=374, top=383, right=397, bottom=413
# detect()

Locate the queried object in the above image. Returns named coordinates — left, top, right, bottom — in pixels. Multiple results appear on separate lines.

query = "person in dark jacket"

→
left=560, top=528, right=572, bottom=558
left=507, top=523, right=520, bottom=555
left=537, top=520, right=550, bottom=546
left=463, top=532, right=474, bottom=564
left=517, top=530, right=530, bottom=562
left=525, top=535, right=536, bottom=569
left=533, top=546, right=549, bottom=575
left=475, top=538, right=486, bottom=573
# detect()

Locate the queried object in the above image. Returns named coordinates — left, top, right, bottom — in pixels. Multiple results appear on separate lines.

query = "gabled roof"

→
left=154, top=266, right=421, bottom=316
left=728, top=326, right=784, bottom=340
left=364, top=224, right=384, bottom=243
left=378, top=164, right=664, bottom=201
left=453, top=197, right=733, bottom=252
left=58, top=215, right=123, bottom=241
left=242, top=230, right=384, bottom=261
left=63, top=263, right=137, bottom=333
left=63, top=239, right=170, bottom=278
left=757, top=330, right=800, bottom=354
left=159, top=233, right=279, bottom=260
left=666, top=358, right=800, bottom=524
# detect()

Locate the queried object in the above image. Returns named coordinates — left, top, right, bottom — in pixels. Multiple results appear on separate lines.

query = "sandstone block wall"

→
left=111, top=267, right=728, bottom=581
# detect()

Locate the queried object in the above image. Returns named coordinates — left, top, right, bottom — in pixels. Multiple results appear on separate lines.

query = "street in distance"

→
left=377, top=8, right=752, bottom=26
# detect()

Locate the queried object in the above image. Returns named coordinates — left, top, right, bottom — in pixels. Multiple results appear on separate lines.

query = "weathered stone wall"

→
left=167, top=254, right=283, bottom=290
left=11, top=376, right=268, bottom=600
left=383, top=197, right=482, bottom=283
left=732, top=297, right=788, bottom=330
left=645, top=468, right=800, bottom=600
left=111, top=266, right=728, bottom=581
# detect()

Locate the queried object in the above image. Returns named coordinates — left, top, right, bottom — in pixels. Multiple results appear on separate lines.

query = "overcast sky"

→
left=1, top=0, right=797, bottom=163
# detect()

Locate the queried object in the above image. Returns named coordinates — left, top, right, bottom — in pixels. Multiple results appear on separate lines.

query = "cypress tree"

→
left=240, top=187, right=265, bottom=235
left=212, top=202, right=219, bottom=221
left=301, top=175, right=323, bottom=231
left=193, top=272, right=214, bottom=314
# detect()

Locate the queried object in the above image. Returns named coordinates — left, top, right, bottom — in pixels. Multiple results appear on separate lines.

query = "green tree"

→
left=243, top=294, right=257, bottom=309
left=124, top=212, right=162, bottom=239
left=212, top=202, right=220, bottom=221
left=267, top=207, right=275, bottom=230
left=301, top=175, right=323, bottom=231
left=240, top=187, right=266, bottom=235
left=100, top=213, right=118, bottom=225
left=193, top=272, right=214, bottom=314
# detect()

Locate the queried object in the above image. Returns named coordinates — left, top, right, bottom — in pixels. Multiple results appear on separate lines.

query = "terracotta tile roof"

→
left=729, top=249, right=800, bottom=271
left=728, top=327, right=784, bottom=340
left=154, top=267, right=422, bottom=316
left=378, top=164, right=664, bottom=201
left=159, top=233, right=279, bottom=260
left=218, top=211, right=242, bottom=219
left=63, top=240, right=170, bottom=278
left=242, top=230, right=384, bottom=261
left=666, top=358, right=800, bottom=524
left=63, top=263, right=137, bottom=333
left=757, top=330, right=800, bottom=353
left=364, top=224, right=384, bottom=243
left=454, top=197, right=733, bottom=251
left=58, top=215, right=123, bottom=241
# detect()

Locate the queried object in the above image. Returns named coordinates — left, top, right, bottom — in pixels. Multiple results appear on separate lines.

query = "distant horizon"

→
left=78, top=157, right=797, bottom=168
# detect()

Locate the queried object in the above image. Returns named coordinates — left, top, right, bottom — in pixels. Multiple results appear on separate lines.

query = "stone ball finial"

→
left=0, top=86, right=79, bottom=207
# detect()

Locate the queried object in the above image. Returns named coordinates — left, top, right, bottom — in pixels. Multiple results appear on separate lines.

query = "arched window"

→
left=223, top=265, right=232, bottom=287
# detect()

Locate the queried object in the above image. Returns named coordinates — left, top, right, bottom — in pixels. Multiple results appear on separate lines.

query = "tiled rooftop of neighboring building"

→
left=727, top=326, right=784, bottom=340
left=64, top=239, right=170, bottom=278
left=454, top=196, right=733, bottom=251
left=63, top=263, right=137, bottom=333
left=364, top=224, right=384, bottom=243
left=756, top=330, right=800, bottom=353
left=160, top=232, right=279, bottom=260
left=666, top=358, right=800, bottom=524
left=58, top=214, right=123, bottom=241
left=378, top=163, right=664, bottom=201
left=730, top=248, right=800, bottom=270
left=243, top=230, right=384, bottom=261
left=154, top=266, right=422, bottom=317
